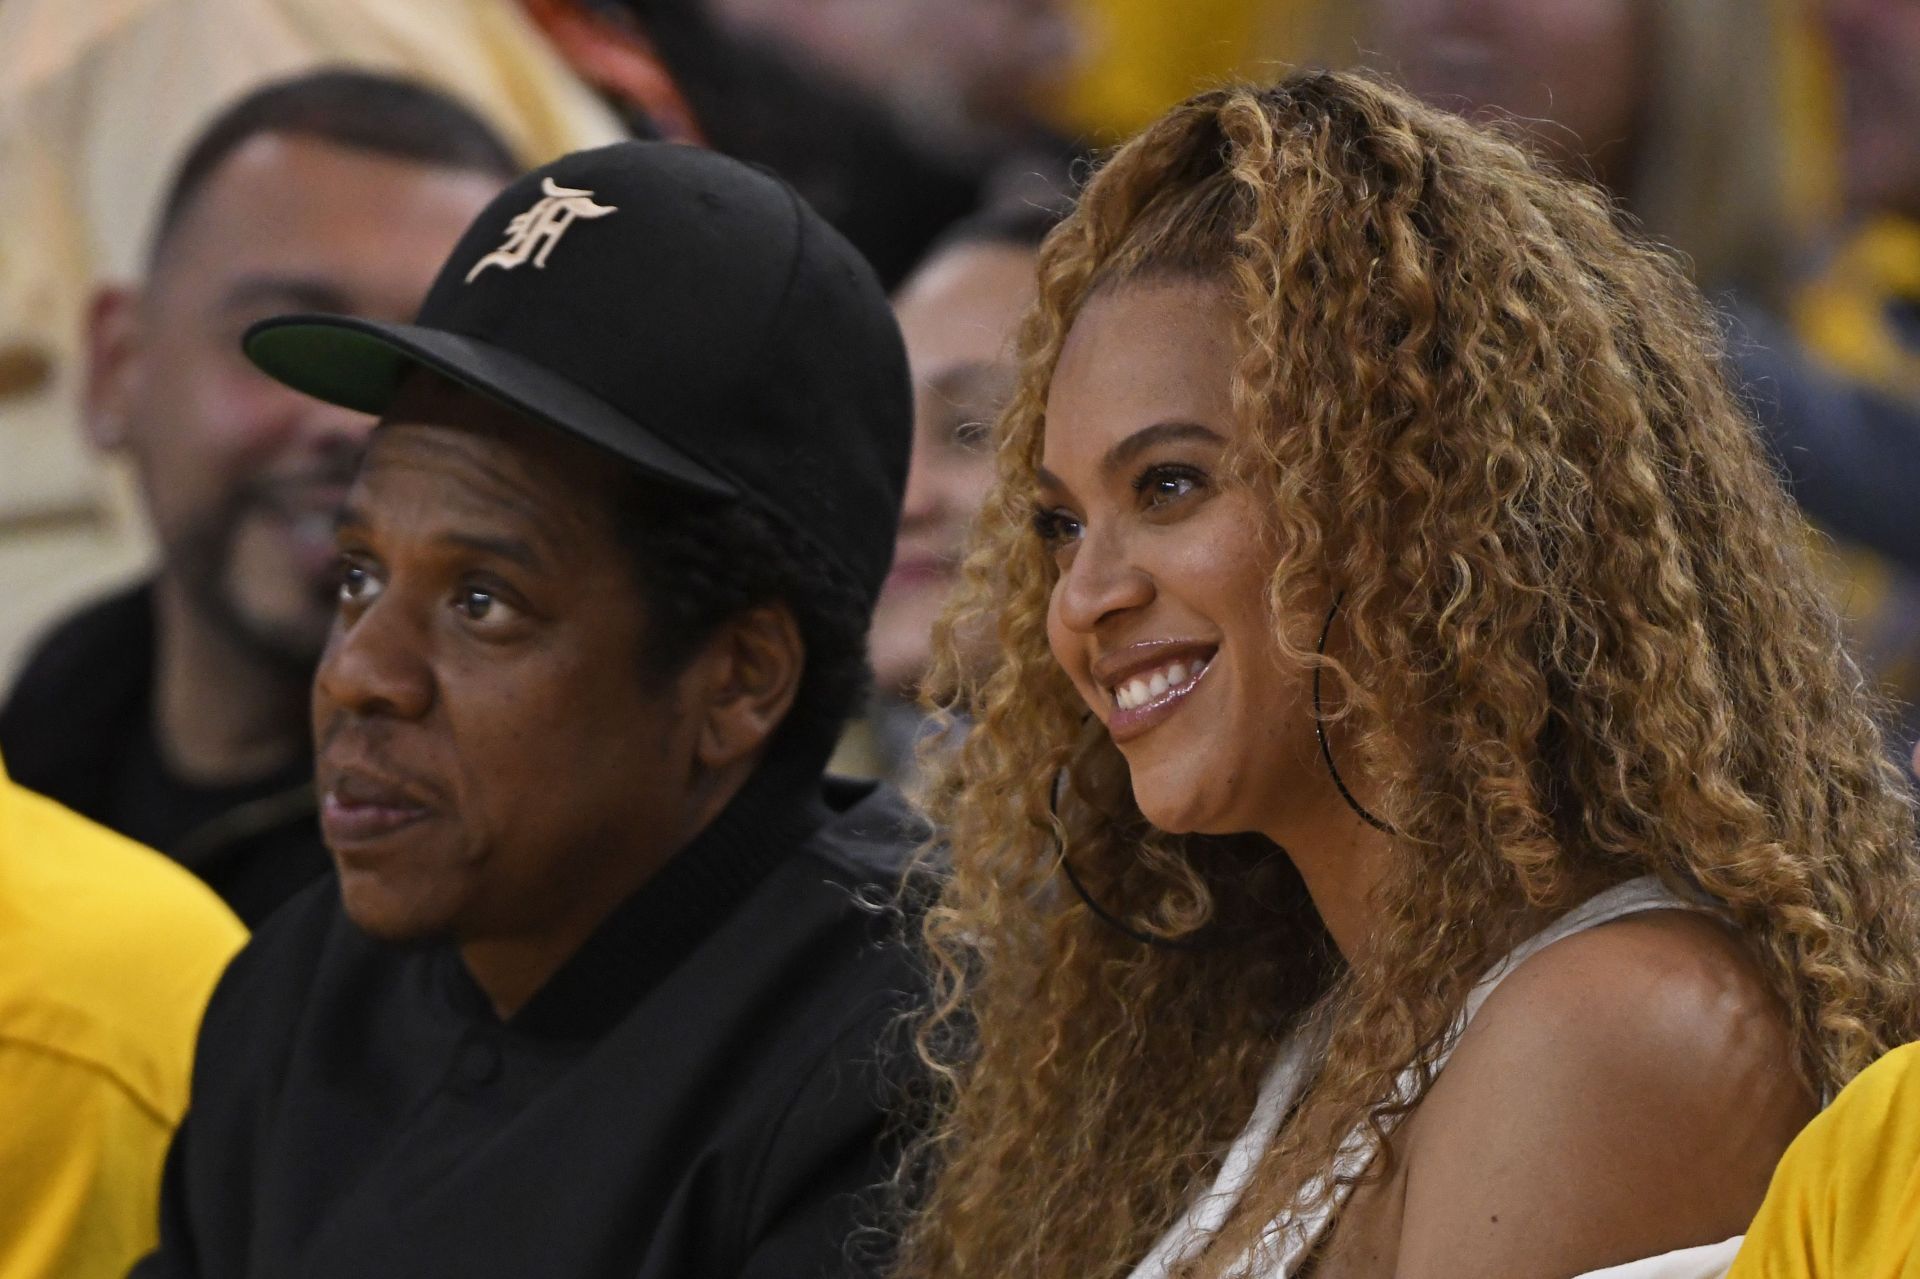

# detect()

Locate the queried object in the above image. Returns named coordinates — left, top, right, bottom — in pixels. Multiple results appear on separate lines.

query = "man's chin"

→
left=336, top=873, right=459, bottom=945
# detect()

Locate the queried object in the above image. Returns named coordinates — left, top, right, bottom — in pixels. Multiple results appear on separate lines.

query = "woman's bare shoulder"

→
left=1392, top=909, right=1815, bottom=1279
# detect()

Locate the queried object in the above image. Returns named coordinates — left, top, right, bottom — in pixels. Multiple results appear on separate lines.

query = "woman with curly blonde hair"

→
left=892, top=69, right=1920, bottom=1279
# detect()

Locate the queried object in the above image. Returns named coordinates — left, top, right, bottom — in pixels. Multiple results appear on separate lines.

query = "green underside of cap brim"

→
left=246, top=322, right=415, bottom=417
left=243, top=315, right=738, bottom=499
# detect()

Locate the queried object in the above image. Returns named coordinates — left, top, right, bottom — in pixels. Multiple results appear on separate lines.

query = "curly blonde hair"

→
left=891, top=69, right=1920, bottom=1279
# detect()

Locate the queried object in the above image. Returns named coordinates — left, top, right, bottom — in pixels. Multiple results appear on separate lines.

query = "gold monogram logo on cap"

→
left=465, top=178, right=618, bottom=283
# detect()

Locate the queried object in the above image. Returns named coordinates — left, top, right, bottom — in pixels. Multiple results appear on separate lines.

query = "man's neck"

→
left=151, top=579, right=310, bottom=786
left=460, top=752, right=766, bottom=1021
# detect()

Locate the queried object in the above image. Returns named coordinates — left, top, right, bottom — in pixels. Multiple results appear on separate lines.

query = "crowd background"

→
left=2, top=4, right=1919, bottom=1277
left=1, top=0, right=1918, bottom=756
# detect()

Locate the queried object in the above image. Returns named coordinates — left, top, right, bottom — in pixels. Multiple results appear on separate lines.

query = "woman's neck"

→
left=1266, top=804, right=1394, bottom=963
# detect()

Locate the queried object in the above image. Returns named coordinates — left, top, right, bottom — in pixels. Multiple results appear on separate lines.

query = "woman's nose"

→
left=1053, top=523, right=1153, bottom=634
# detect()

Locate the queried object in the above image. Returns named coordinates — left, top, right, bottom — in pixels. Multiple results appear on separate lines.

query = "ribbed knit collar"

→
left=444, top=741, right=832, bottom=1040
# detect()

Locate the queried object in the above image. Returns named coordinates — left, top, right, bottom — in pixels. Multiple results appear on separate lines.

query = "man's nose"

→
left=1053, top=523, right=1152, bottom=634
left=296, top=397, right=377, bottom=451
left=314, top=590, right=436, bottom=725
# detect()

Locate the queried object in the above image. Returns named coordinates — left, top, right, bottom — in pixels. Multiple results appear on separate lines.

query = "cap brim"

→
left=244, top=315, right=738, bottom=499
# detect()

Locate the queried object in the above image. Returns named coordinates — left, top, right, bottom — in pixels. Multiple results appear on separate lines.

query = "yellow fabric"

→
left=1727, top=1042, right=1920, bottom=1278
left=0, top=753, right=245, bottom=1279
left=0, top=0, right=626, bottom=681
left=1051, top=0, right=1324, bottom=139
left=1795, top=218, right=1920, bottom=401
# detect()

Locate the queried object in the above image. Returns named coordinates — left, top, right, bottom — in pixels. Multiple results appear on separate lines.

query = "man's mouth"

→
left=319, top=765, right=436, bottom=847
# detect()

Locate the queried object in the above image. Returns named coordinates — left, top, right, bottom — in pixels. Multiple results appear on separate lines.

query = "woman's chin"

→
left=1129, top=774, right=1225, bottom=836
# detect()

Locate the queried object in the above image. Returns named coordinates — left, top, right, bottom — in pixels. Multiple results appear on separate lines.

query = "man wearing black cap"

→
left=134, top=140, right=920, bottom=1278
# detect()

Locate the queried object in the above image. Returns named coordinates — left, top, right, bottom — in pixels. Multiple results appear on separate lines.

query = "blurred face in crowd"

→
left=1369, top=0, right=1647, bottom=189
left=1039, top=279, right=1330, bottom=838
left=316, top=381, right=699, bottom=947
left=709, top=0, right=1077, bottom=149
left=870, top=238, right=1038, bottom=694
left=86, top=135, right=499, bottom=668
left=1824, top=0, right=1920, bottom=218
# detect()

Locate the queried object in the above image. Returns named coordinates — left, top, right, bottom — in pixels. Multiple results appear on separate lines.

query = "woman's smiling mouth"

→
left=1098, top=645, right=1218, bottom=742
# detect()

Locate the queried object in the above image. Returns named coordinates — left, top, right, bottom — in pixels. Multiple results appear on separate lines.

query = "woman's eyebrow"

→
left=1101, top=420, right=1225, bottom=479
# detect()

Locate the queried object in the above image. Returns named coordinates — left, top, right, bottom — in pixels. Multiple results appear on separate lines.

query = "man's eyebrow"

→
left=335, top=503, right=368, bottom=534
left=1102, top=420, right=1226, bottom=478
left=218, top=274, right=354, bottom=317
left=438, top=531, right=547, bottom=572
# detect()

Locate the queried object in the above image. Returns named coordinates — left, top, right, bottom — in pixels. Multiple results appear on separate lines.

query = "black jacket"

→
left=132, top=752, right=924, bottom=1278
left=0, top=584, right=330, bottom=925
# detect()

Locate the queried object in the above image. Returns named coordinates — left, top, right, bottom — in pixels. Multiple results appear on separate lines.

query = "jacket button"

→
left=454, top=1037, right=502, bottom=1087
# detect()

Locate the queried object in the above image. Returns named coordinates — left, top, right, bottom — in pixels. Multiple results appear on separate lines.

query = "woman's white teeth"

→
left=1113, top=658, right=1208, bottom=711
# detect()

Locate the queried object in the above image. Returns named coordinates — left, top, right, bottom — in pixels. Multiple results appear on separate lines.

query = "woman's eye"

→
left=1031, top=507, right=1083, bottom=549
left=952, top=416, right=992, bottom=452
left=1136, top=464, right=1205, bottom=508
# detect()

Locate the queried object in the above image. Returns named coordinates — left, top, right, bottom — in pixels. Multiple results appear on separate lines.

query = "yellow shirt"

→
left=1727, top=1041, right=1920, bottom=1279
left=0, top=753, right=245, bottom=1279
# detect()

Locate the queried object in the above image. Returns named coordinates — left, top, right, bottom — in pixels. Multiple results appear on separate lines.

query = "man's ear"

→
left=691, top=602, right=805, bottom=772
left=84, top=286, right=144, bottom=452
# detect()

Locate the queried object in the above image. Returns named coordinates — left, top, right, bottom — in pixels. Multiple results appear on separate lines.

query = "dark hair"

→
left=152, top=68, right=521, bottom=262
left=927, top=197, right=1067, bottom=259
left=611, top=480, right=873, bottom=759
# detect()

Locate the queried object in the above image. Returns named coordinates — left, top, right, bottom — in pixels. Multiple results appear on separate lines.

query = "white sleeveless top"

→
left=1128, top=876, right=1745, bottom=1279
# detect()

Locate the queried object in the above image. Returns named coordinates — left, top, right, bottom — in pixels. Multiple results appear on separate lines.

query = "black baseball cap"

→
left=243, top=141, right=912, bottom=606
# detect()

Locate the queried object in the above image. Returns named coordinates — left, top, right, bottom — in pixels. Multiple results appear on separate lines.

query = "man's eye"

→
left=338, top=563, right=380, bottom=603
left=456, top=589, right=497, bottom=621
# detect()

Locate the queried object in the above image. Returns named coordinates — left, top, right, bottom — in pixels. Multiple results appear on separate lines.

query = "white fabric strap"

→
left=1575, top=1236, right=1743, bottom=1278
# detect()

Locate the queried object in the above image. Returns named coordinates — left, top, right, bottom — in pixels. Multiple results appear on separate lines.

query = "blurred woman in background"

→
left=838, top=204, right=1060, bottom=785
left=892, top=70, right=1920, bottom=1279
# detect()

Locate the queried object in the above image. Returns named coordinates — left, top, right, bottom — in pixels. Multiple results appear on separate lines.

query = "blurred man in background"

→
left=0, top=0, right=621, bottom=683
left=0, top=72, right=515, bottom=925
